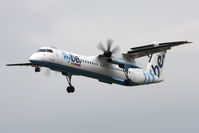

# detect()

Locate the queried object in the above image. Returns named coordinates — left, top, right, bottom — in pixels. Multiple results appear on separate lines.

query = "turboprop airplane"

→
left=6, top=39, right=191, bottom=93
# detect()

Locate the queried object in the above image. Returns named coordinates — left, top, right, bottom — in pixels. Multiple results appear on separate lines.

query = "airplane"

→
left=6, top=39, right=191, bottom=93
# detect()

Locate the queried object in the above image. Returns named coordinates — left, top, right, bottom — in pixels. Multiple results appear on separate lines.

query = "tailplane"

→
left=123, top=40, right=191, bottom=83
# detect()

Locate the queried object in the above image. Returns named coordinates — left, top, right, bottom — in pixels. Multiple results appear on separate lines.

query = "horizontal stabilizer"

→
left=123, top=41, right=191, bottom=58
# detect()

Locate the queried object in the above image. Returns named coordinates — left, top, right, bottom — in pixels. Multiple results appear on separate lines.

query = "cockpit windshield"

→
left=38, top=48, right=53, bottom=53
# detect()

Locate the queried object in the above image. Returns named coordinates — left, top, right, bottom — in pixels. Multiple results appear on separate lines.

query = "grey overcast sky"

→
left=0, top=0, right=199, bottom=133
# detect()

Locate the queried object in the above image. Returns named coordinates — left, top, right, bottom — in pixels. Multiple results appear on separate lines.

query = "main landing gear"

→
left=65, top=74, right=75, bottom=93
left=121, top=67, right=131, bottom=86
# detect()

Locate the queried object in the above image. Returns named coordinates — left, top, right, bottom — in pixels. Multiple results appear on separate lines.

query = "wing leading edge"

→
left=123, top=41, right=191, bottom=58
left=6, top=63, right=35, bottom=67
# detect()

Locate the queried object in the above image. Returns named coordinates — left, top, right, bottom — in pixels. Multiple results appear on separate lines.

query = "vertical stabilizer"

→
left=147, top=51, right=166, bottom=79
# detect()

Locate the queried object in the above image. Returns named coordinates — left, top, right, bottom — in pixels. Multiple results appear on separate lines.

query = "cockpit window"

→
left=38, top=49, right=46, bottom=52
left=46, top=49, right=53, bottom=53
left=38, top=49, right=53, bottom=53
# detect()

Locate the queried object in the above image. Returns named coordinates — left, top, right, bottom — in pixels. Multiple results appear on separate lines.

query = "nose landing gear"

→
left=35, top=67, right=41, bottom=72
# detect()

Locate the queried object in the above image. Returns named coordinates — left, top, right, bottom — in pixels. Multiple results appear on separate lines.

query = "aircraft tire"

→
left=35, top=67, right=41, bottom=72
left=67, top=86, right=75, bottom=93
left=124, top=79, right=130, bottom=86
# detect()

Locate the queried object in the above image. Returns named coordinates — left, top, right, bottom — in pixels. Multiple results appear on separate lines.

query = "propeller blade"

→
left=97, top=42, right=106, bottom=52
left=107, top=39, right=113, bottom=51
left=98, top=39, right=119, bottom=57
left=44, top=68, right=51, bottom=76
left=111, top=46, right=120, bottom=54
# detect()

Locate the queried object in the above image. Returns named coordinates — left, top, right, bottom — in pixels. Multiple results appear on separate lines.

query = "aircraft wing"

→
left=123, top=41, right=191, bottom=58
left=97, top=56, right=139, bottom=68
left=6, top=63, right=35, bottom=67
left=107, top=58, right=139, bottom=68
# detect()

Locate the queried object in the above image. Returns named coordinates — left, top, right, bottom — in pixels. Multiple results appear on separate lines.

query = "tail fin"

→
left=147, top=51, right=166, bottom=79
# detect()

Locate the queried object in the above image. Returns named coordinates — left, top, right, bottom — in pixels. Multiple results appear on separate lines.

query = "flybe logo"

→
left=151, top=54, right=165, bottom=77
left=62, top=51, right=81, bottom=67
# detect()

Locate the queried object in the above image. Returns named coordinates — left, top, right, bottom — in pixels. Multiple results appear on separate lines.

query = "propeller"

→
left=44, top=68, right=51, bottom=76
left=98, top=39, right=119, bottom=58
left=43, top=68, right=59, bottom=77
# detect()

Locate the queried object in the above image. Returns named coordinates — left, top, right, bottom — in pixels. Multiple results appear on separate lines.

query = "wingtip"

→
left=6, top=64, right=15, bottom=66
left=185, top=41, right=192, bottom=43
left=187, top=41, right=192, bottom=43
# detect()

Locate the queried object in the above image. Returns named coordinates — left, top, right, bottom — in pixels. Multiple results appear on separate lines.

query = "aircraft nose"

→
left=29, top=53, right=41, bottom=63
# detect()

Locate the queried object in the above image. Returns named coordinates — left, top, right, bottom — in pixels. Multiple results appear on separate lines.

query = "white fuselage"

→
left=29, top=47, right=162, bottom=86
